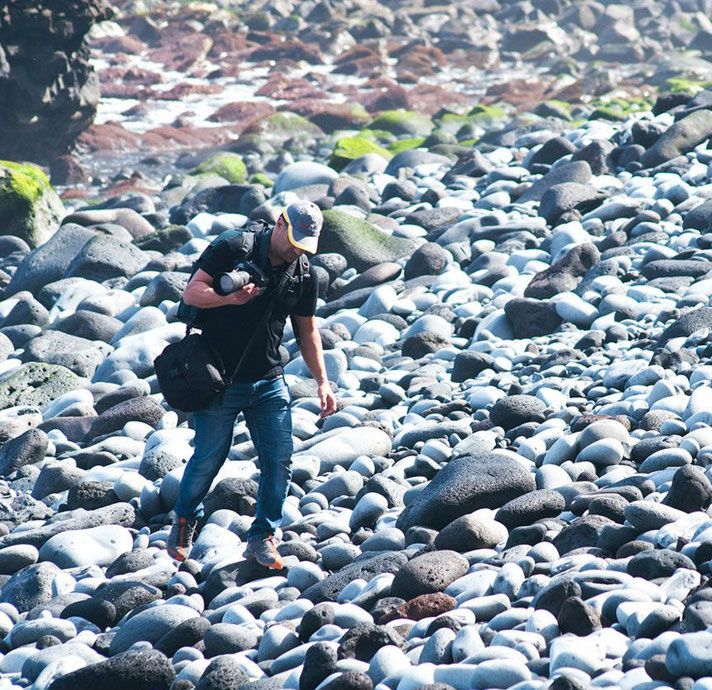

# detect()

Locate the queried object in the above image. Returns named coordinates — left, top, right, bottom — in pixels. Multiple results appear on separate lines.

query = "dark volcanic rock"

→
left=518, top=161, right=592, bottom=203
left=338, top=622, right=406, bottom=662
left=86, top=397, right=164, bottom=441
left=641, top=110, right=712, bottom=168
left=303, top=552, right=409, bottom=604
left=504, top=297, right=562, bottom=338
left=48, top=650, right=174, bottom=690
left=0, top=0, right=111, bottom=162
left=194, top=655, right=249, bottom=690
left=524, top=243, right=600, bottom=299
left=396, top=453, right=536, bottom=532
left=489, top=395, right=547, bottom=431
left=627, top=550, right=696, bottom=579
left=404, top=243, right=449, bottom=279
left=557, top=596, right=602, bottom=636
left=390, top=551, right=468, bottom=600
left=0, top=562, right=60, bottom=613
left=663, top=465, right=712, bottom=513
left=657, top=307, right=712, bottom=345
left=496, top=490, right=565, bottom=528
left=300, top=642, right=337, bottom=690
left=451, top=351, right=495, bottom=382
left=553, top=515, right=615, bottom=555
left=0, top=428, right=48, bottom=476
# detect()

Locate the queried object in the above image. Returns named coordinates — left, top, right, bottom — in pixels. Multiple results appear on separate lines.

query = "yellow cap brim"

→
left=283, top=210, right=318, bottom=253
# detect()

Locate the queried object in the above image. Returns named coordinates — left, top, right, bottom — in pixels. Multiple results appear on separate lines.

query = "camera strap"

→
left=224, top=256, right=300, bottom=385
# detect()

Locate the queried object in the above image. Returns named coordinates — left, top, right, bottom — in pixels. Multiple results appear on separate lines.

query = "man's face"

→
left=274, top=216, right=308, bottom=263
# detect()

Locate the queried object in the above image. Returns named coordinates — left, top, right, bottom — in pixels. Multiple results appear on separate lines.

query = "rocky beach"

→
left=5, top=0, right=712, bottom=689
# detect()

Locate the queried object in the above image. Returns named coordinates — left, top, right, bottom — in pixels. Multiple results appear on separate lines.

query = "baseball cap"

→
left=282, top=201, right=323, bottom=254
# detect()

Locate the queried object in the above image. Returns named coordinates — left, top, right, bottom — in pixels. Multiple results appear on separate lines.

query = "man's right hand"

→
left=223, top=283, right=262, bottom=305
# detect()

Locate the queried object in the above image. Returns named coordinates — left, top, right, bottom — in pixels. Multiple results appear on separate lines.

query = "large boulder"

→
left=0, top=363, right=84, bottom=411
left=47, top=649, right=175, bottom=690
left=642, top=110, right=712, bottom=168
left=0, top=0, right=111, bottom=163
left=319, top=210, right=417, bottom=272
left=396, top=453, right=536, bottom=531
left=0, top=162, right=64, bottom=248
left=3, top=223, right=96, bottom=297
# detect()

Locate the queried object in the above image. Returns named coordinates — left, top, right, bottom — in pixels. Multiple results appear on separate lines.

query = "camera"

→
left=213, top=261, right=270, bottom=296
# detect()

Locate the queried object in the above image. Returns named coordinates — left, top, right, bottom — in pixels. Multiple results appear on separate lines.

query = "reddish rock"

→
left=207, top=31, right=250, bottom=57
left=149, top=35, right=213, bottom=72
left=50, top=155, right=88, bottom=186
left=99, top=66, right=163, bottom=86
left=98, top=83, right=148, bottom=100
left=290, top=102, right=370, bottom=133
left=380, top=592, right=456, bottom=623
left=407, top=84, right=469, bottom=116
left=398, top=593, right=456, bottom=621
left=256, top=76, right=325, bottom=101
left=154, top=83, right=223, bottom=100
left=91, top=34, right=146, bottom=55
left=77, top=122, right=142, bottom=153
left=247, top=39, right=322, bottom=65
left=141, top=125, right=232, bottom=151
left=209, top=101, right=276, bottom=126
left=393, top=44, right=446, bottom=78
left=484, top=78, right=552, bottom=111
left=359, top=78, right=409, bottom=113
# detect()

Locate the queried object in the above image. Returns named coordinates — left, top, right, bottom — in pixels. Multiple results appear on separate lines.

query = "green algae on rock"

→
left=319, top=210, right=417, bottom=272
left=367, top=110, right=433, bottom=137
left=329, top=137, right=392, bottom=171
left=0, top=363, right=84, bottom=410
left=0, top=161, right=64, bottom=248
left=189, top=153, right=247, bottom=183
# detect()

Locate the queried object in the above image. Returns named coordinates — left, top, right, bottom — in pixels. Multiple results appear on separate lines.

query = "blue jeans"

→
left=173, top=376, right=293, bottom=542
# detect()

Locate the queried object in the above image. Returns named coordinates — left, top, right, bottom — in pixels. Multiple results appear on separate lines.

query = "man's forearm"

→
left=300, top=329, right=329, bottom=385
left=183, top=283, right=230, bottom=308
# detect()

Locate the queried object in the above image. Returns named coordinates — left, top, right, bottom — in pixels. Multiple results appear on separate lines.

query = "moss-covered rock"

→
left=189, top=153, right=247, bottom=183
left=320, top=210, right=417, bottom=272
left=0, top=161, right=64, bottom=248
left=367, top=110, right=433, bottom=137
left=388, top=137, right=427, bottom=155
left=468, top=104, right=508, bottom=127
left=329, top=137, right=393, bottom=171
left=242, top=111, right=323, bottom=144
left=662, top=77, right=712, bottom=94
left=249, top=173, right=274, bottom=188
left=0, top=363, right=84, bottom=411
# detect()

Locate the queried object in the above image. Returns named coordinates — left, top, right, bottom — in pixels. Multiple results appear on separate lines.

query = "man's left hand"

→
left=318, top=382, right=337, bottom=418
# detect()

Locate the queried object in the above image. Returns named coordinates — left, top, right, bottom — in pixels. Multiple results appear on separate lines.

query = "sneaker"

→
left=244, top=536, right=283, bottom=569
left=167, top=516, right=196, bottom=562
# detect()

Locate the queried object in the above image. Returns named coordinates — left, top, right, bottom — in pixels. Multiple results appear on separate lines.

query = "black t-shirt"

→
left=196, top=231, right=318, bottom=381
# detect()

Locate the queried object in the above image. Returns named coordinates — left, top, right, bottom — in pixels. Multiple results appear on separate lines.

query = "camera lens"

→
left=214, top=270, right=250, bottom=295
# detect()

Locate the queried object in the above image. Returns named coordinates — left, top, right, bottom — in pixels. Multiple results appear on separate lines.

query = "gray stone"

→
left=434, top=514, right=508, bottom=551
left=642, top=110, right=712, bottom=167
left=490, top=395, right=547, bottom=431
left=0, top=363, right=85, bottom=411
left=65, top=234, right=148, bottom=282
left=47, top=649, right=175, bottom=690
left=495, top=490, right=565, bottom=528
left=109, top=604, right=199, bottom=655
left=525, top=243, right=600, bottom=299
left=0, top=562, right=60, bottom=613
left=86, top=397, right=164, bottom=441
left=518, top=161, right=592, bottom=203
left=390, top=550, right=469, bottom=600
left=397, top=453, right=536, bottom=532
left=21, top=331, right=109, bottom=378
left=0, top=428, right=48, bottom=476
left=3, top=223, right=96, bottom=298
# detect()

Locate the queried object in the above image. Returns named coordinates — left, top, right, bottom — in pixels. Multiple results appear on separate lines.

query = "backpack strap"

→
left=181, top=228, right=258, bottom=334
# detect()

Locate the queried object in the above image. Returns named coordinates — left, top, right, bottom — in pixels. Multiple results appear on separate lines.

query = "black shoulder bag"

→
left=155, top=258, right=300, bottom=412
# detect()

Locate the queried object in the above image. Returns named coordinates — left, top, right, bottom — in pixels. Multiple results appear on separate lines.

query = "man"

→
left=167, top=201, right=337, bottom=568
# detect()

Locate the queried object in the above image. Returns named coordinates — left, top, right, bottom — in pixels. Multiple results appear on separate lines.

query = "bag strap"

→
left=224, top=256, right=301, bottom=385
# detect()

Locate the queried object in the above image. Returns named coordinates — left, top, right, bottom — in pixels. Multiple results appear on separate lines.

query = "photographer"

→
left=167, top=201, right=337, bottom=567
